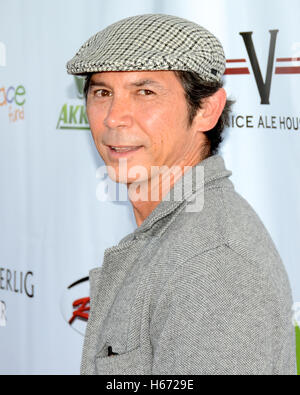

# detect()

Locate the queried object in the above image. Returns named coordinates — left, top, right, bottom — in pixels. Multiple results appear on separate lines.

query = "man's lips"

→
left=108, top=145, right=143, bottom=149
left=106, top=145, right=144, bottom=158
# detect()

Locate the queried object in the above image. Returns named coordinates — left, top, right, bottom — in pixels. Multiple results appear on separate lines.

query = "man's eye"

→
left=138, top=89, right=154, bottom=96
left=94, top=89, right=112, bottom=97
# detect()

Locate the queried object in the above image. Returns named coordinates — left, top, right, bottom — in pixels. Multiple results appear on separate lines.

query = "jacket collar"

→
left=119, top=154, right=232, bottom=242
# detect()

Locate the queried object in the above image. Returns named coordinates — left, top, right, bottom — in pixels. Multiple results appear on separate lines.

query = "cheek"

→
left=87, top=104, right=105, bottom=129
left=137, top=100, right=180, bottom=135
left=138, top=108, right=167, bottom=155
left=87, top=105, right=107, bottom=147
left=137, top=100, right=186, bottom=148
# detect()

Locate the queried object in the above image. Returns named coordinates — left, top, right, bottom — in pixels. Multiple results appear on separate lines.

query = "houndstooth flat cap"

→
left=66, top=14, right=226, bottom=83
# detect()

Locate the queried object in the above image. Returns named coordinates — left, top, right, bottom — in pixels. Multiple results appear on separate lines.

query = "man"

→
left=66, top=14, right=297, bottom=375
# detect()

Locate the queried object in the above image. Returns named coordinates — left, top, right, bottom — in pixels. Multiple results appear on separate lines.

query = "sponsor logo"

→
left=60, top=276, right=90, bottom=336
left=225, top=30, right=300, bottom=105
left=0, top=301, right=6, bottom=327
left=0, top=84, right=26, bottom=123
left=0, top=268, right=34, bottom=298
left=0, top=41, right=6, bottom=67
left=226, top=30, right=300, bottom=133
left=56, top=76, right=89, bottom=130
left=229, top=114, right=300, bottom=131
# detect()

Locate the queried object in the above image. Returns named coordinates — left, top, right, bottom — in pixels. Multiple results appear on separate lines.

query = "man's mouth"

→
left=107, top=145, right=144, bottom=158
left=109, top=146, right=142, bottom=152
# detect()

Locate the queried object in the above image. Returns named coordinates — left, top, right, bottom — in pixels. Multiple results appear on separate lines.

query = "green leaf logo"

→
left=74, top=76, right=85, bottom=100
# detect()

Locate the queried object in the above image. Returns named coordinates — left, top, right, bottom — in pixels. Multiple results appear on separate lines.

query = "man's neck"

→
left=128, top=158, right=204, bottom=228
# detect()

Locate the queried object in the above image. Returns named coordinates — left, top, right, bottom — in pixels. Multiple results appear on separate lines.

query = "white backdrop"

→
left=0, top=0, right=299, bottom=374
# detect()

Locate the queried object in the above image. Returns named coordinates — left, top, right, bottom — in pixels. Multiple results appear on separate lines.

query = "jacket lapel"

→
left=81, top=238, right=147, bottom=375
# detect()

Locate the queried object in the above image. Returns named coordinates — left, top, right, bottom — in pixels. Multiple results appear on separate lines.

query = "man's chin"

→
left=106, top=162, right=150, bottom=185
left=106, top=170, right=147, bottom=186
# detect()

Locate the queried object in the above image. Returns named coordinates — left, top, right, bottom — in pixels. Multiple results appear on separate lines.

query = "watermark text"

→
left=96, top=160, right=205, bottom=213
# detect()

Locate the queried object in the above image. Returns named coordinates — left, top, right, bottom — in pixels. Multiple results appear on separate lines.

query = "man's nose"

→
left=104, top=96, right=133, bottom=129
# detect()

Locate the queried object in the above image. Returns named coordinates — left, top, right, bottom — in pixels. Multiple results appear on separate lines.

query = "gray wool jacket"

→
left=81, top=154, right=297, bottom=375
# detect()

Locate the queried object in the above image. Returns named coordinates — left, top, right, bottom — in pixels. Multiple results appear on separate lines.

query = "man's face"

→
left=86, top=70, right=203, bottom=185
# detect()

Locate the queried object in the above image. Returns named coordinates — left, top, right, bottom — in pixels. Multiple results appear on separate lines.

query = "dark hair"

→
left=83, top=71, right=234, bottom=157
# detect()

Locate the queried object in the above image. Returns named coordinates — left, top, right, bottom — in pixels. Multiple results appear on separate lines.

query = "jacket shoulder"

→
left=152, top=185, right=294, bottom=315
left=160, top=184, right=283, bottom=271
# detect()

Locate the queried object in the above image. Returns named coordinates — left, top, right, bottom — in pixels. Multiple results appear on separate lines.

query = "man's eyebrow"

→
left=89, top=79, right=165, bottom=89
left=89, top=80, right=111, bottom=88
left=130, top=79, right=164, bottom=88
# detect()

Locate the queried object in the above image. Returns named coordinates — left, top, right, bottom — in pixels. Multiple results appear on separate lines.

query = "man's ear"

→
left=193, top=88, right=227, bottom=132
